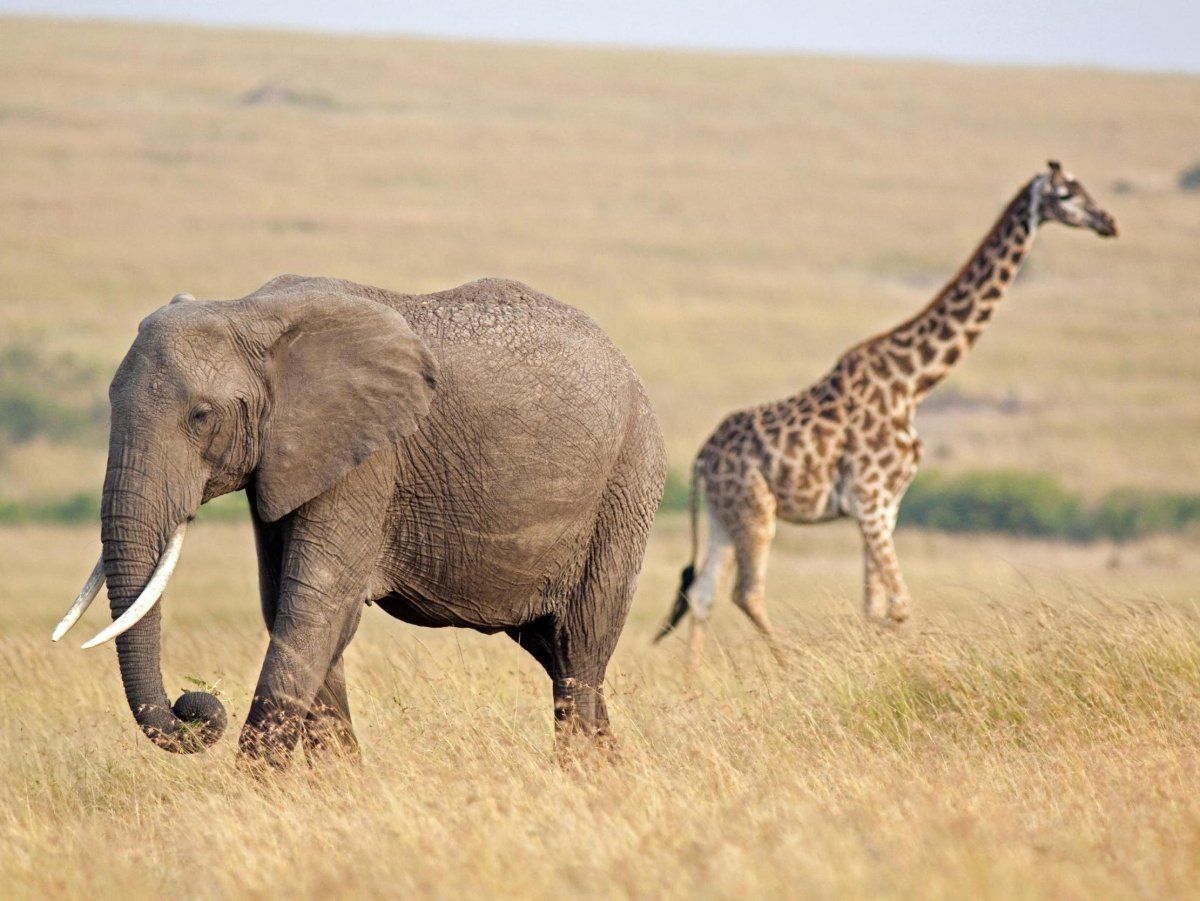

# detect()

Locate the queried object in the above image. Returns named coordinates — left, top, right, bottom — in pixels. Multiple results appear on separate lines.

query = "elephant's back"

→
left=402, top=278, right=632, bottom=378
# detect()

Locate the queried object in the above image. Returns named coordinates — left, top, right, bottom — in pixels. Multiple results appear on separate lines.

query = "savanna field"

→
left=2, top=17, right=1200, bottom=899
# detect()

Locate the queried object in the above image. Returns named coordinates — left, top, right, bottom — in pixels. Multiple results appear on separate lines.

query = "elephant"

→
left=54, top=275, right=666, bottom=769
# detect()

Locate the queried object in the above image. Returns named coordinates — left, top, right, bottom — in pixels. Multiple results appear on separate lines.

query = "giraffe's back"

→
left=697, top=374, right=851, bottom=527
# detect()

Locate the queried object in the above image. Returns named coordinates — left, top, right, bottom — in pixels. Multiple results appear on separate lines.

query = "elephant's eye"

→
left=189, top=403, right=215, bottom=430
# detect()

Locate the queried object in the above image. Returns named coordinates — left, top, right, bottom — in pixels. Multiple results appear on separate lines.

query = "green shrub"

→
left=1091, top=488, right=1200, bottom=542
left=0, top=490, right=247, bottom=525
left=1180, top=163, right=1200, bottom=193
left=655, top=465, right=1200, bottom=543
left=659, top=468, right=692, bottom=514
left=901, top=470, right=1200, bottom=542
left=900, top=470, right=1087, bottom=539
left=0, top=343, right=107, bottom=445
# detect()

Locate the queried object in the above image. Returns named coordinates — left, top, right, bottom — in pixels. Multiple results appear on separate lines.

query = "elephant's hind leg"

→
left=302, top=655, right=360, bottom=763
left=510, top=461, right=659, bottom=759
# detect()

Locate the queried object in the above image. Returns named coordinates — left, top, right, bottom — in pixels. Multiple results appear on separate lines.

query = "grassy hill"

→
left=2, top=16, right=1199, bottom=508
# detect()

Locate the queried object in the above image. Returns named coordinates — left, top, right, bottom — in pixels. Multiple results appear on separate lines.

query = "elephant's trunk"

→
left=101, top=461, right=226, bottom=753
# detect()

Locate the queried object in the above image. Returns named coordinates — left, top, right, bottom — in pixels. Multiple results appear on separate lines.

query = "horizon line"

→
left=4, top=11, right=1199, bottom=78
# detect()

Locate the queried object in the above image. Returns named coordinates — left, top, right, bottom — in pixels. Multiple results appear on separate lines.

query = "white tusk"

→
left=52, top=556, right=106, bottom=642
left=81, top=523, right=187, bottom=650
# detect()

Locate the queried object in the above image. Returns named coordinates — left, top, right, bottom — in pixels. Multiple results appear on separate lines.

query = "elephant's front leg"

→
left=239, top=594, right=365, bottom=769
left=248, top=501, right=361, bottom=764
left=239, top=485, right=386, bottom=771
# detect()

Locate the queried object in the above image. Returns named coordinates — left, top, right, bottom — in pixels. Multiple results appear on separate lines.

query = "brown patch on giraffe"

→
left=865, top=428, right=889, bottom=452
left=915, top=374, right=939, bottom=394
left=998, top=267, right=1011, bottom=283
left=888, top=351, right=915, bottom=376
left=982, top=286, right=1001, bottom=300
left=943, top=346, right=961, bottom=366
left=917, top=341, right=937, bottom=365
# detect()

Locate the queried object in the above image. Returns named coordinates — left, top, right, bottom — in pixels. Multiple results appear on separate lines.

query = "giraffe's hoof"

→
left=887, top=605, right=910, bottom=625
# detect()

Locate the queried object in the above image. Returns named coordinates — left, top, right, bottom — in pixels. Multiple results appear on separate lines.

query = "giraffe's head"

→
left=1036, top=160, right=1118, bottom=238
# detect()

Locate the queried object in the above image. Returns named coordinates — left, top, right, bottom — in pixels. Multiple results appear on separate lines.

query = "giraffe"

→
left=656, top=161, right=1117, bottom=661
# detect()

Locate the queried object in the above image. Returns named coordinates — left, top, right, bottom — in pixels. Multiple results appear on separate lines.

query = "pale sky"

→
left=3, top=0, right=1198, bottom=73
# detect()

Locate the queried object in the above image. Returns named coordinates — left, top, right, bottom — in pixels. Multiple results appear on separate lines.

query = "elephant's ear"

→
left=254, top=292, right=437, bottom=523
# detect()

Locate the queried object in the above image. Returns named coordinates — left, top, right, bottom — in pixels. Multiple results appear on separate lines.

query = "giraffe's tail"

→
left=654, top=460, right=701, bottom=643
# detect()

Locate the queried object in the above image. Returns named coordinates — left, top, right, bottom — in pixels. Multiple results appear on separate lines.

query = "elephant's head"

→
left=54, top=277, right=437, bottom=753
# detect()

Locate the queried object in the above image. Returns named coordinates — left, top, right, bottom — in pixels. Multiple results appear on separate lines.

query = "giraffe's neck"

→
left=880, top=177, right=1043, bottom=402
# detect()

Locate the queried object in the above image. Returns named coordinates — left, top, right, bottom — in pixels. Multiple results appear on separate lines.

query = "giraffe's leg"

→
left=857, top=507, right=910, bottom=623
left=687, top=505, right=734, bottom=666
left=730, top=510, right=783, bottom=659
left=863, top=552, right=888, bottom=620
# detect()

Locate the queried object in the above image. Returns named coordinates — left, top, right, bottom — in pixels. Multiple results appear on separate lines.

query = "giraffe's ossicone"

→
left=656, top=161, right=1118, bottom=662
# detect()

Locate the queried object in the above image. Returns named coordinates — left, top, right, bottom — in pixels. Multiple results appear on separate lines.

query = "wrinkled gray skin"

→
left=101, top=275, right=665, bottom=768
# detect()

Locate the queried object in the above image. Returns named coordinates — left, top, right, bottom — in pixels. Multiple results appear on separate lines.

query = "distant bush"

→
left=901, top=470, right=1200, bottom=542
left=0, top=343, right=107, bottom=445
left=659, top=468, right=692, bottom=514
left=901, top=470, right=1088, bottom=539
left=1091, top=488, right=1200, bottom=542
left=0, top=490, right=248, bottom=525
left=1179, top=163, right=1200, bottom=193
left=656, top=466, right=1200, bottom=543
left=0, top=492, right=100, bottom=524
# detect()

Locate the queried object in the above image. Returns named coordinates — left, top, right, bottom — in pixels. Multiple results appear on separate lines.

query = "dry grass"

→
left=4, top=520, right=1200, bottom=899
left=3, top=16, right=1200, bottom=900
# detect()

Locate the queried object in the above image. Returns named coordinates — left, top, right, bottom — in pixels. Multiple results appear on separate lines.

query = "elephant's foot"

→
left=302, top=710, right=361, bottom=767
left=237, top=702, right=306, bottom=775
left=554, top=723, right=619, bottom=769
left=553, top=677, right=618, bottom=768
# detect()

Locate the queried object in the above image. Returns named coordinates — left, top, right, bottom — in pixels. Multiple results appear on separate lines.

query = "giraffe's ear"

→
left=1047, top=159, right=1062, bottom=173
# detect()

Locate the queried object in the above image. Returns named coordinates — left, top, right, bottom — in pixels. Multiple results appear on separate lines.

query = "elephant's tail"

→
left=654, top=460, right=701, bottom=643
